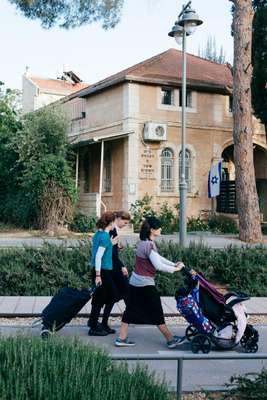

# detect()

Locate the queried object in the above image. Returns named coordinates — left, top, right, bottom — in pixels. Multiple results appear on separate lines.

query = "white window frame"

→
left=161, top=148, right=174, bottom=192
left=157, top=87, right=197, bottom=113
left=178, top=145, right=197, bottom=194
left=161, top=87, right=174, bottom=106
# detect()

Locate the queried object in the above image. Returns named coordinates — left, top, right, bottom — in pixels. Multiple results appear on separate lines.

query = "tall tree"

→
left=198, top=35, right=226, bottom=64
left=8, top=0, right=124, bottom=29
left=230, top=0, right=262, bottom=242
left=15, top=107, right=76, bottom=231
left=252, top=0, right=267, bottom=135
left=0, top=85, right=21, bottom=223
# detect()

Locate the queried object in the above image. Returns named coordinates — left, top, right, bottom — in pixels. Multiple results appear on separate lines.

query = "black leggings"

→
left=89, top=269, right=120, bottom=329
left=101, top=268, right=129, bottom=326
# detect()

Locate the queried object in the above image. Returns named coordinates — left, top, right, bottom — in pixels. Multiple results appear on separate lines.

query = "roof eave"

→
left=78, top=74, right=232, bottom=98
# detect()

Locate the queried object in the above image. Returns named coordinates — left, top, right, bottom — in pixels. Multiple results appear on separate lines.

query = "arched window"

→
left=179, top=149, right=191, bottom=192
left=103, top=148, right=112, bottom=192
left=161, top=148, right=174, bottom=192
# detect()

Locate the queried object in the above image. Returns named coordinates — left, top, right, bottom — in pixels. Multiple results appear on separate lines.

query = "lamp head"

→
left=178, top=6, right=203, bottom=35
left=168, top=20, right=184, bottom=45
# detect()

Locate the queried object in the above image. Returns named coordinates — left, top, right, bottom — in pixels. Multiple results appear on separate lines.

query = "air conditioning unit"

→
left=143, top=122, right=167, bottom=141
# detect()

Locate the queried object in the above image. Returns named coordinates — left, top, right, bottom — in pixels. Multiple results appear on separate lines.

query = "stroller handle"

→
left=183, top=265, right=197, bottom=277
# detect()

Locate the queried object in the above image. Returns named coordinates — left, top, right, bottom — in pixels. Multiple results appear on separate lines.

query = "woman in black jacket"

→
left=101, top=211, right=131, bottom=333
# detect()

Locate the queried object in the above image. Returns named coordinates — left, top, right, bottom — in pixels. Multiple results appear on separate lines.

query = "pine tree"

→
left=8, top=0, right=124, bottom=29
left=199, top=35, right=226, bottom=63
left=230, top=0, right=262, bottom=242
left=252, top=0, right=267, bottom=135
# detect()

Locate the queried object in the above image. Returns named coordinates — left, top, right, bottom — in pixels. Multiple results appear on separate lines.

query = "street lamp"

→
left=168, top=1, right=203, bottom=246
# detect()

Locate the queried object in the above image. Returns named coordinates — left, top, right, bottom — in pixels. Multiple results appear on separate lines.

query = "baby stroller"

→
left=175, top=267, right=259, bottom=354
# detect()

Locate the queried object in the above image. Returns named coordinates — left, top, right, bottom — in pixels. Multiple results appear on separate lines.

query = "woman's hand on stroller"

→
left=175, top=261, right=185, bottom=271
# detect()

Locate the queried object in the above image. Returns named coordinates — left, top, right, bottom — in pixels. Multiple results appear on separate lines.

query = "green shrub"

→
left=70, top=212, right=97, bottom=233
left=187, top=216, right=209, bottom=232
left=224, top=368, right=267, bottom=400
left=159, top=202, right=179, bottom=234
left=0, top=241, right=92, bottom=295
left=208, top=215, right=238, bottom=234
left=0, top=242, right=266, bottom=296
left=211, top=245, right=267, bottom=295
left=0, top=336, right=169, bottom=400
left=130, top=196, right=178, bottom=234
left=130, top=194, right=156, bottom=232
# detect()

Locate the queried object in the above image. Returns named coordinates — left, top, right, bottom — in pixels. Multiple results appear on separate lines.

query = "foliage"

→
left=130, top=196, right=178, bottom=234
left=0, top=94, right=76, bottom=230
left=186, top=215, right=238, bottom=234
left=187, top=216, right=209, bottom=232
left=130, top=194, right=156, bottom=232
left=8, top=0, right=124, bottom=29
left=198, top=35, right=226, bottom=63
left=0, top=242, right=266, bottom=296
left=70, top=212, right=97, bottom=233
left=0, top=222, right=18, bottom=231
left=0, top=85, right=22, bottom=223
left=252, top=0, right=267, bottom=136
left=0, top=335, right=169, bottom=400
left=130, top=196, right=238, bottom=235
left=207, top=215, right=238, bottom=234
left=14, top=107, right=77, bottom=229
left=224, top=368, right=267, bottom=400
left=158, top=202, right=179, bottom=234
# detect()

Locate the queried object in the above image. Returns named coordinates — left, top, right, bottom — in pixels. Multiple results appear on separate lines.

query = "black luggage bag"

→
left=41, top=286, right=95, bottom=338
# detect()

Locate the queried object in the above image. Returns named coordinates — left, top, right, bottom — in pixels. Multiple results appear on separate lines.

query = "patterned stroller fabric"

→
left=176, top=289, right=213, bottom=334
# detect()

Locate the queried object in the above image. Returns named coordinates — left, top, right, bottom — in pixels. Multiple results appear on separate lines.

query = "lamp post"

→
left=168, top=2, right=203, bottom=246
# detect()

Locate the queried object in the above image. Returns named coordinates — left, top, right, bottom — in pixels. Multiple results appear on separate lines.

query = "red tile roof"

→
left=78, top=49, right=232, bottom=98
left=29, top=76, right=89, bottom=94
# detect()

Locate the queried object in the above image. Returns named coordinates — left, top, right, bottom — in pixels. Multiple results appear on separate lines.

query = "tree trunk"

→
left=231, top=0, right=262, bottom=242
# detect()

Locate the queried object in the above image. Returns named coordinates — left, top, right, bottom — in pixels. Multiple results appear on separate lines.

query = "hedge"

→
left=0, top=336, right=169, bottom=400
left=0, top=241, right=266, bottom=296
left=224, top=368, right=267, bottom=400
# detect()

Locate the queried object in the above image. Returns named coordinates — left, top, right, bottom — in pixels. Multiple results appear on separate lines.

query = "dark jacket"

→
left=109, top=227, right=124, bottom=271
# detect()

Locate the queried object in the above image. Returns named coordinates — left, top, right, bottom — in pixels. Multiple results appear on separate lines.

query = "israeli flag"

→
left=208, top=161, right=222, bottom=198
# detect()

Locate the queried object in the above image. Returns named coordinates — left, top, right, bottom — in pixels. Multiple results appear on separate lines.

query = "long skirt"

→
left=122, top=284, right=165, bottom=326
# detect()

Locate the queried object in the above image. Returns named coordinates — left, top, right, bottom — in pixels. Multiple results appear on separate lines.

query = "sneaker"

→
left=87, top=320, right=102, bottom=328
left=101, top=324, right=116, bottom=334
left=88, top=326, right=109, bottom=336
left=167, top=335, right=186, bottom=349
left=114, top=337, right=136, bottom=347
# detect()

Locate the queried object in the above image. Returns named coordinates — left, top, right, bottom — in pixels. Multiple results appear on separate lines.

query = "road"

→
left=1, top=323, right=266, bottom=392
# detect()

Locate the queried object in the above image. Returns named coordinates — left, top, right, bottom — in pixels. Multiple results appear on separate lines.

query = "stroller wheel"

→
left=191, top=334, right=211, bottom=354
left=186, top=325, right=197, bottom=341
left=40, top=329, right=51, bottom=340
left=243, top=342, right=259, bottom=353
left=240, top=325, right=259, bottom=352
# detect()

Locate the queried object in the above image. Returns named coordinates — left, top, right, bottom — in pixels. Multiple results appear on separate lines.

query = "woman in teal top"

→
left=88, top=211, right=120, bottom=336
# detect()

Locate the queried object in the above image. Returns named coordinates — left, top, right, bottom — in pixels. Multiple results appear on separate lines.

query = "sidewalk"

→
left=0, top=232, right=266, bottom=248
left=0, top=296, right=266, bottom=317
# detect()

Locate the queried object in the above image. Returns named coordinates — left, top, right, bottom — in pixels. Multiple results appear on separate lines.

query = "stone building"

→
left=59, top=49, right=267, bottom=221
left=22, top=69, right=88, bottom=113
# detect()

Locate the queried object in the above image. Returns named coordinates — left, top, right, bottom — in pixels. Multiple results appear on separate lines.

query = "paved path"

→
left=1, top=324, right=266, bottom=392
left=0, top=296, right=267, bottom=317
left=0, top=233, right=266, bottom=248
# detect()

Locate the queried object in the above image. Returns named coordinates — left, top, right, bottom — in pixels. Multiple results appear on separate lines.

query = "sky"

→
left=0, top=0, right=234, bottom=90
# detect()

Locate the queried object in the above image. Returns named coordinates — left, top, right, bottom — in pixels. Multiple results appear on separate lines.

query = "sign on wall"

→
left=139, top=147, right=156, bottom=180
